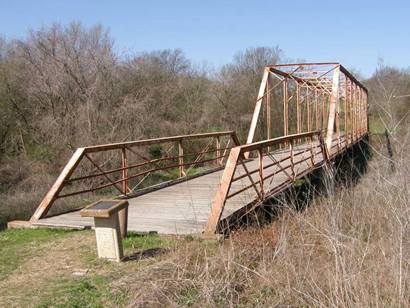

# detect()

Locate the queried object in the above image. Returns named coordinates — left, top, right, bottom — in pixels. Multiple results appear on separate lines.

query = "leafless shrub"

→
left=122, top=141, right=408, bottom=307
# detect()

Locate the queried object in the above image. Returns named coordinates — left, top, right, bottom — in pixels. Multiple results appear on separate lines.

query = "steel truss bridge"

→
left=20, top=63, right=368, bottom=235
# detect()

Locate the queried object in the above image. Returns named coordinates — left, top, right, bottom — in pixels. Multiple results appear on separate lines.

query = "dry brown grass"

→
left=122, top=136, right=409, bottom=307
left=0, top=135, right=408, bottom=307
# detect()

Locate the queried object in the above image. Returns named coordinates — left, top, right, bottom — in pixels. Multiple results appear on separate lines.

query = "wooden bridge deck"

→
left=32, top=137, right=349, bottom=235
left=23, top=63, right=369, bottom=235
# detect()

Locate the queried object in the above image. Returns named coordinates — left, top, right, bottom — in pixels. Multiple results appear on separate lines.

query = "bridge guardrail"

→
left=205, top=131, right=327, bottom=234
left=31, top=131, right=241, bottom=221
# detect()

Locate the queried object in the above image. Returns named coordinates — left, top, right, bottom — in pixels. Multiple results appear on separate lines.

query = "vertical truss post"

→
left=360, top=89, right=363, bottom=134
left=332, top=79, right=340, bottom=135
left=357, top=85, right=360, bottom=136
left=352, top=84, right=355, bottom=139
left=296, top=83, right=301, bottom=134
left=366, top=90, right=369, bottom=133
left=266, top=75, right=272, bottom=151
left=178, top=140, right=184, bottom=177
left=284, top=78, right=289, bottom=136
left=309, top=135, right=315, bottom=167
left=315, top=89, right=319, bottom=130
left=215, top=136, right=221, bottom=166
left=344, top=75, right=348, bottom=138
left=346, top=78, right=350, bottom=141
left=121, top=147, right=128, bottom=195
left=258, top=148, right=264, bottom=198
left=362, top=88, right=365, bottom=134
left=307, top=87, right=311, bottom=132
left=325, top=66, right=340, bottom=153
left=353, top=84, right=357, bottom=139
left=290, top=141, right=295, bottom=179
left=321, top=93, right=326, bottom=131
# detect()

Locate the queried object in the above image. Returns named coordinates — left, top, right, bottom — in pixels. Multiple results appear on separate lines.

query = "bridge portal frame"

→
left=246, top=63, right=368, bottom=157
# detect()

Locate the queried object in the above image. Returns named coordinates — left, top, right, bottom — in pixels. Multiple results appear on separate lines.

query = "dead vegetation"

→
left=0, top=21, right=409, bottom=307
left=0, top=136, right=408, bottom=306
left=124, top=137, right=409, bottom=307
left=0, top=23, right=284, bottom=225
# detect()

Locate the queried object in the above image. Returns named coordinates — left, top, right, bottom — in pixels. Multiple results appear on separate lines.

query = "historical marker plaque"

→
left=80, top=200, right=129, bottom=262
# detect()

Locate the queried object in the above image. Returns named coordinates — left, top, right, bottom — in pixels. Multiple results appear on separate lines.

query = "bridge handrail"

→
left=30, top=131, right=240, bottom=222
left=205, top=130, right=327, bottom=234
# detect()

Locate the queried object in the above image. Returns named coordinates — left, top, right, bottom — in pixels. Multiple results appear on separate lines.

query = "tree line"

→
left=0, top=22, right=408, bottom=212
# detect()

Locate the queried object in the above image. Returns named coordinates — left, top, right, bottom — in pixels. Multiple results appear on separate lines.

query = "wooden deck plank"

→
left=33, top=137, right=344, bottom=235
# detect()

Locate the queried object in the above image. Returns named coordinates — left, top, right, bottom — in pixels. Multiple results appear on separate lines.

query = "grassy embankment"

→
left=0, top=134, right=408, bottom=306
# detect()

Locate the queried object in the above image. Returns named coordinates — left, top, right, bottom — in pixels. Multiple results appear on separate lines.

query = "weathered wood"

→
left=34, top=136, right=346, bottom=235
left=30, top=63, right=368, bottom=234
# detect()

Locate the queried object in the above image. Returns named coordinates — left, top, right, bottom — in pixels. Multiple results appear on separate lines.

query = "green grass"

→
left=177, top=286, right=200, bottom=306
left=37, top=275, right=127, bottom=308
left=123, top=232, right=172, bottom=250
left=0, top=228, right=71, bottom=279
left=0, top=228, right=179, bottom=306
left=369, top=115, right=386, bottom=134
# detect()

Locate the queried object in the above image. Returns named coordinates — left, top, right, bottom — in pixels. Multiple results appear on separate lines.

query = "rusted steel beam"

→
left=307, top=87, right=311, bottom=132
left=315, top=89, right=319, bottom=130
left=121, top=148, right=129, bottom=194
left=246, top=67, right=269, bottom=146
left=266, top=75, right=272, bottom=144
left=215, top=136, right=222, bottom=166
left=204, top=147, right=241, bottom=234
left=239, top=131, right=319, bottom=152
left=232, top=152, right=299, bottom=182
left=59, top=153, right=233, bottom=199
left=63, top=144, right=236, bottom=184
left=269, top=67, right=332, bottom=95
left=238, top=158, right=263, bottom=200
left=284, top=78, right=289, bottom=136
left=205, top=130, right=328, bottom=234
left=30, top=148, right=85, bottom=221
left=31, top=131, right=240, bottom=221
left=268, top=63, right=367, bottom=93
left=84, top=153, right=125, bottom=195
left=339, top=65, right=368, bottom=93
left=325, top=66, right=340, bottom=152
left=84, top=131, right=237, bottom=153
left=178, top=140, right=185, bottom=177
left=296, top=83, right=301, bottom=133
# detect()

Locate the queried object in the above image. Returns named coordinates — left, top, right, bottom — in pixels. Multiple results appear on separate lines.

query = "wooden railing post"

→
left=178, top=140, right=185, bottom=177
left=121, top=147, right=128, bottom=195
